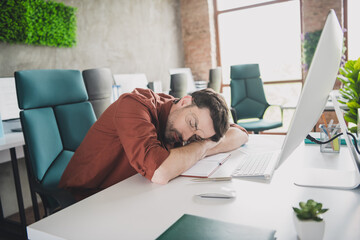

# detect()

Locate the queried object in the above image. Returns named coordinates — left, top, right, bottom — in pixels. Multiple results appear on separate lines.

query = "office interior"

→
left=0, top=0, right=358, bottom=237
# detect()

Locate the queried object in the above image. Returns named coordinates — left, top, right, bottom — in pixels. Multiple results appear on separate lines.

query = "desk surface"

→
left=0, top=132, right=24, bottom=151
left=27, top=135, right=360, bottom=240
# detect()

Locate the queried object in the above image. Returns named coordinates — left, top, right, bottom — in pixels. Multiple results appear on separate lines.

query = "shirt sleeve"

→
left=113, top=94, right=170, bottom=181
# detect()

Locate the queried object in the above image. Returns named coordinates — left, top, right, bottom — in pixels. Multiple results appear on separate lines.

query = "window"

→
left=215, top=0, right=302, bottom=133
left=346, top=0, right=360, bottom=60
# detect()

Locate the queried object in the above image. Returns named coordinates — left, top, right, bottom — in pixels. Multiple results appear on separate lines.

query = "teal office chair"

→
left=15, top=69, right=96, bottom=216
left=230, top=64, right=283, bottom=134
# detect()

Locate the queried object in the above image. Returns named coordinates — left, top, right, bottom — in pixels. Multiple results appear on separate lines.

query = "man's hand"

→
left=151, top=139, right=217, bottom=185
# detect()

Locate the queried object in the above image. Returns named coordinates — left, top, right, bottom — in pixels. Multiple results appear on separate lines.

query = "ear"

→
left=178, top=95, right=192, bottom=107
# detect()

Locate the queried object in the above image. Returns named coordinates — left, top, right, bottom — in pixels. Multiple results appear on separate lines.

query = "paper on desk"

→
left=181, top=153, right=231, bottom=178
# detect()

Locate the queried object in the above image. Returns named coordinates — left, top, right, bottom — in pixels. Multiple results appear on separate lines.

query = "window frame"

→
left=213, top=0, right=304, bottom=92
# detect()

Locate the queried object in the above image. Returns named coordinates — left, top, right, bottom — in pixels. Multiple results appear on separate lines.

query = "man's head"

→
left=164, top=88, right=230, bottom=145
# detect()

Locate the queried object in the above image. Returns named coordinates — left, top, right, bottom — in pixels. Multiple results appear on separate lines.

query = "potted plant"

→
left=292, top=199, right=329, bottom=240
left=337, top=57, right=360, bottom=133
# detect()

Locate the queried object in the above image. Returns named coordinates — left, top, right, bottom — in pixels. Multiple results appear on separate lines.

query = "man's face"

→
left=164, top=105, right=216, bottom=145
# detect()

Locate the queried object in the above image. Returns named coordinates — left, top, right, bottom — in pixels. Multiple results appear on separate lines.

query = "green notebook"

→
left=156, top=214, right=276, bottom=240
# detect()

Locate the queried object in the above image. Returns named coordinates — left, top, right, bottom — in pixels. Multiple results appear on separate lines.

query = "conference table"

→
left=0, top=132, right=28, bottom=239
left=27, top=135, right=360, bottom=240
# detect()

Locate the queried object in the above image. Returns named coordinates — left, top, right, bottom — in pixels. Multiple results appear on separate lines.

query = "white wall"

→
left=0, top=0, right=184, bottom=217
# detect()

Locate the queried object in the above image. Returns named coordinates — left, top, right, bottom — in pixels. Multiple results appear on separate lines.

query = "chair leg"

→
left=23, top=146, right=41, bottom=221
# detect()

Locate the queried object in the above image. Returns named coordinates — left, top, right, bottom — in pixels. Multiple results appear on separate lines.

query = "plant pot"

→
left=293, top=212, right=325, bottom=240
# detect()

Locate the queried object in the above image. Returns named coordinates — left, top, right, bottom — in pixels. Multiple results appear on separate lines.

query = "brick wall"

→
left=302, top=0, right=343, bottom=89
left=179, top=0, right=216, bottom=82
left=302, top=0, right=343, bottom=33
left=302, top=0, right=343, bottom=129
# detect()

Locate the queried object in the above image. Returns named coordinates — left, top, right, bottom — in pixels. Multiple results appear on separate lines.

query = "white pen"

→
left=330, top=123, right=340, bottom=137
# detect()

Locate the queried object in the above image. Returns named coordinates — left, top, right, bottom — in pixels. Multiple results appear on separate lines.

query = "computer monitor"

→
left=275, top=9, right=360, bottom=189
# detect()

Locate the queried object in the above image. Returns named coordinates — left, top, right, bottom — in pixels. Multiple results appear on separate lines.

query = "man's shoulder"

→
left=119, top=88, right=174, bottom=107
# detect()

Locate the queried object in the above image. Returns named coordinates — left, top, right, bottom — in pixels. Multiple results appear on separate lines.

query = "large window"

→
left=217, top=0, right=302, bottom=83
left=347, top=0, right=360, bottom=60
left=215, top=0, right=302, bottom=133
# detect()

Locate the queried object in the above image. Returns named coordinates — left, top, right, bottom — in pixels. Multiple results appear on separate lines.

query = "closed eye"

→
left=189, top=119, right=198, bottom=131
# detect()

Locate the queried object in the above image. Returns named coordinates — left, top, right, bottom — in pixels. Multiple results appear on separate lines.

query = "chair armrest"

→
left=269, top=104, right=284, bottom=122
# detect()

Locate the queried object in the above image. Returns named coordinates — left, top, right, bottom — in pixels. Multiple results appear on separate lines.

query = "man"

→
left=59, top=88, right=248, bottom=200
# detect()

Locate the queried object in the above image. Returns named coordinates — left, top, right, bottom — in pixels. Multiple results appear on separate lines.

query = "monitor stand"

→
left=294, top=168, right=360, bottom=189
left=294, top=91, right=360, bottom=189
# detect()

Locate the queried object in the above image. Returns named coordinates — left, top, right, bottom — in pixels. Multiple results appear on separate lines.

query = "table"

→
left=27, top=135, right=360, bottom=240
left=0, top=132, right=28, bottom=239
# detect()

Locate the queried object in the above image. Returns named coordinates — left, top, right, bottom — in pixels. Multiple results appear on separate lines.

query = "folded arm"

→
left=151, top=126, right=248, bottom=184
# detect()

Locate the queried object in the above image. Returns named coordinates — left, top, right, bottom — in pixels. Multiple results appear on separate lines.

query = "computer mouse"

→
left=197, top=187, right=236, bottom=199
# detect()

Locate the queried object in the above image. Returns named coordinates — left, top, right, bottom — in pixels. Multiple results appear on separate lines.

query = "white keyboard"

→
left=231, top=152, right=278, bottom=179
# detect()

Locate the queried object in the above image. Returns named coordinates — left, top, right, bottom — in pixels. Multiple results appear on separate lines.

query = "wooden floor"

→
left=0, top=203, right=45, bottom=240
left=6, top=202, right=45, bottom=226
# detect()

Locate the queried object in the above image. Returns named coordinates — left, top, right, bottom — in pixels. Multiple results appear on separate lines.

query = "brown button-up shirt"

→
left=59, top=88, right=174, bottom=199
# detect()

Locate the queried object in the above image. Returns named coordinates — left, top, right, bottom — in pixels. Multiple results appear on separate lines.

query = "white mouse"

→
left=197, top=187, right=236, bottom=199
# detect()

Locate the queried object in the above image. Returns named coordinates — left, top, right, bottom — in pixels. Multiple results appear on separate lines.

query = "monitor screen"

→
left=276, top=9, right=343, bottom=168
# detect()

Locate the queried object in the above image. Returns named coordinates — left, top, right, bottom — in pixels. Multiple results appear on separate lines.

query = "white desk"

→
left=27, top=135, right=360, bottom=240
left=0, top=132, right=28, bottom=239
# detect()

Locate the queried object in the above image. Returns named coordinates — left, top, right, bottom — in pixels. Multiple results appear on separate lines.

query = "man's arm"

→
left=151, top=140, right=219, bottom=184
left=151, top=126, right=248, bottom=184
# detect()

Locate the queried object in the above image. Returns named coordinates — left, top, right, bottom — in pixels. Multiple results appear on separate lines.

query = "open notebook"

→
left=180, top=153, right=231, bottom=178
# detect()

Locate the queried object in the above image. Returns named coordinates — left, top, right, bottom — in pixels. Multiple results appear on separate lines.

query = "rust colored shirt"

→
left=59, top=88, right=175, bottom=199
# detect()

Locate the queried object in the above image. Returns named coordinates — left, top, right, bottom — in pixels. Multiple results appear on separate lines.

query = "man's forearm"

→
left=151, top=140, right=218, bottom=184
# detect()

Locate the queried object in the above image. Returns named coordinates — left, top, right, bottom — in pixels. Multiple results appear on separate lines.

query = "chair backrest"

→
left=169, top=73, right=188, bottom=98
left=208, top=67, right=222, bottom=93
left=230, top=64, right=270, bottom=120
left=15, top=69, right=96, bottom=188
left=82, top=68, right=113, bottom=119
left=169, top=68, right=196, bottom=93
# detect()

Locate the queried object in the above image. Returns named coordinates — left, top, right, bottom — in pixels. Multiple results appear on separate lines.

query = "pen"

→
left=330, top=123, right=340, bottom=137
left=191, top=177, right=232, bottom=182
left=328, top=119, right=334, bottom=129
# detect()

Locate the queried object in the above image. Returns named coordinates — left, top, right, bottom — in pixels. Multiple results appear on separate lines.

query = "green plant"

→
left=337, top=58, right=360, bottom=133
left=293, top=199, right=328, bottom=222
left=303, top=30, right=322, bottom=69
left=0, top=0, right=77, bottom=47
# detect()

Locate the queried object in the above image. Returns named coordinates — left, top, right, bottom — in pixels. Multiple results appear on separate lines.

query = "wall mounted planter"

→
left=0, top=0, right=77, bottom=47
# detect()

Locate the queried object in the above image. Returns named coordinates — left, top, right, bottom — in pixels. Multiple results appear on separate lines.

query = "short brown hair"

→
left=190, top=88, right=230, bottom=141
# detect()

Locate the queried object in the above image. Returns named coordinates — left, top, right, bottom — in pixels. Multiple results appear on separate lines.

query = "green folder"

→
left=156, top=214, right=276, bottom=240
